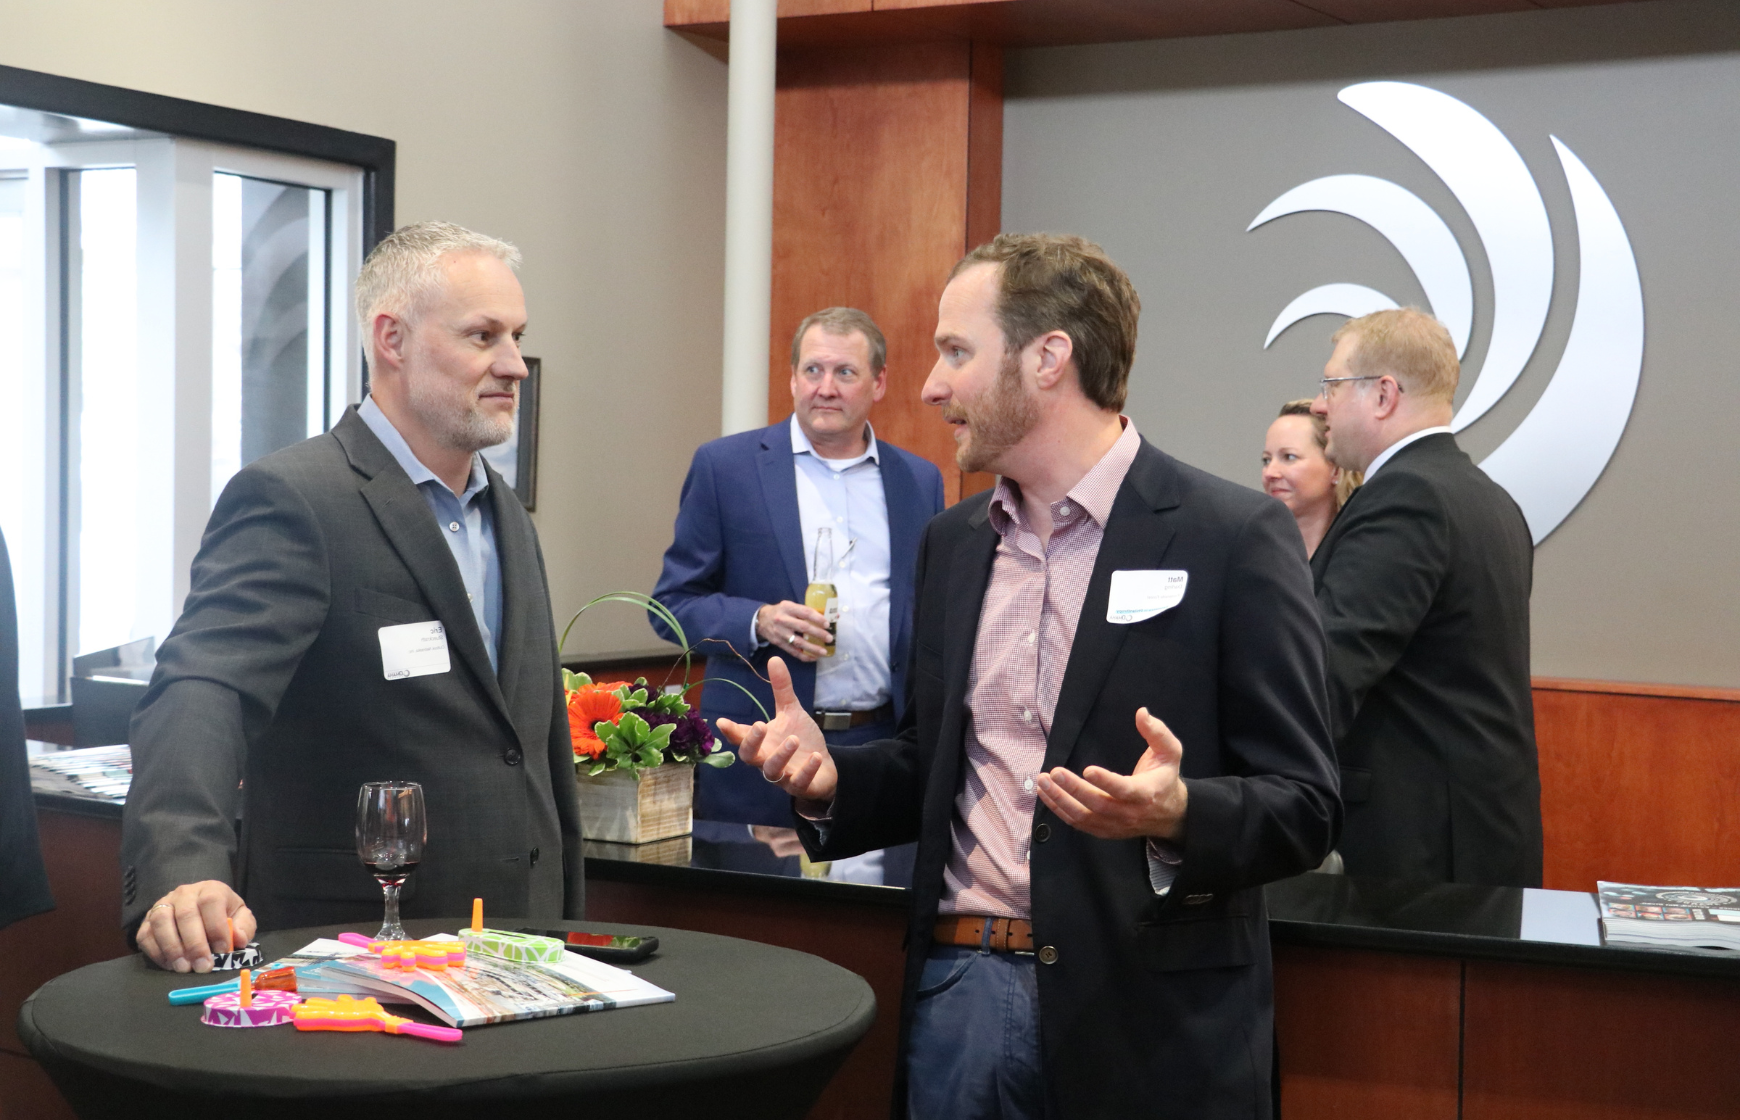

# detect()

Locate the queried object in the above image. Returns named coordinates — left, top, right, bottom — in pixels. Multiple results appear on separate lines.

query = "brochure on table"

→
left=268, top=937, right=674, bottom=1028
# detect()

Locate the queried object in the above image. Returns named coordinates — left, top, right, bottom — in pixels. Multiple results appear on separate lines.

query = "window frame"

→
left=0, top=64, right=394, bottom=700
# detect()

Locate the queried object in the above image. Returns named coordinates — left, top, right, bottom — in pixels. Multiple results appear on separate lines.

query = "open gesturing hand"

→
left=715, top=656, right=838, bottom=803
left=1035, top=707, right=1187, bottom=841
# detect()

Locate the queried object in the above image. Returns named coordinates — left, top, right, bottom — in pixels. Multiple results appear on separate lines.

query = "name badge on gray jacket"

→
left=379, top=621, right=452, bottom=679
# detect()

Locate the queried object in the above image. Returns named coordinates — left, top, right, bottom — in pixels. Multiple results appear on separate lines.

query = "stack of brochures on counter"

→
left=268, top=936, right=674, bottom=1028
left=1597, top=882, right=1740, bottom=952
left=29, top=744, right=132, bottom=801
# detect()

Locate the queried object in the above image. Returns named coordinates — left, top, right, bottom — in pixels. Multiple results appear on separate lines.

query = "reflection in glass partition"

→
left=76, top=167, right=140, bottom=658
left=0, top=172, right=41, bottom=696
left=210, top=172, right=327, bottom=506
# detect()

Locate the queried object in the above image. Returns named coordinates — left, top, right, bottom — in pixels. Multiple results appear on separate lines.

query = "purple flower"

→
left=642, top=711, right=718, bottom=760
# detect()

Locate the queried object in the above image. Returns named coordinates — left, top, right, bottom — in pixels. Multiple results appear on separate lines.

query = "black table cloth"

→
left=19, top=919, right=875, bottom=1119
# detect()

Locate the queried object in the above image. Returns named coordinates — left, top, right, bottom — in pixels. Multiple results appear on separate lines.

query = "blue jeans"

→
left=906, top=945, right=1044, bottom=1120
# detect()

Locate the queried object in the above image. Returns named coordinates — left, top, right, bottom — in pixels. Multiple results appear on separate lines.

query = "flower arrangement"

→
left=563, top=670, right=733, bottom=777
left=560, top=591, right=765, bottom=779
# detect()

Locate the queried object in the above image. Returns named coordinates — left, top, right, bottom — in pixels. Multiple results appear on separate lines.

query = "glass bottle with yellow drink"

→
left=805, top=527, right=839, bottom=658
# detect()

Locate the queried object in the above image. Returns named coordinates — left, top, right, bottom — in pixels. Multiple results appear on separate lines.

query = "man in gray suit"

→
left=123, top=222, right=583, bottom=973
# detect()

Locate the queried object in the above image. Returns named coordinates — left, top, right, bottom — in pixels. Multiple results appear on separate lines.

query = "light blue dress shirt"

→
left=787, top=415, right=892, bottom=712
left=358, top=396, right=503, bottom=673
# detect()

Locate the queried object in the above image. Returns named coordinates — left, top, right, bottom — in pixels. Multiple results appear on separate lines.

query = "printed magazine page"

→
left=1596, top=883, right=1740, bottom=952
left=295, top=935, right=675, bottom=1028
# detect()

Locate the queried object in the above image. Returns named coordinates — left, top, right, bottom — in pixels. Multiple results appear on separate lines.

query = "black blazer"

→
left=1311, top=431, right=1542, bottom=888
left=121, top=408, right=584, bottom=934
left=0, top=526, right=53, bottom=931
left=800, top=438, right=1339, bottom=1119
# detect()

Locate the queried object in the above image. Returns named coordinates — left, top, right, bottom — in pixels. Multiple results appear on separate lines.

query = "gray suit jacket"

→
left=120, top=407, right=583, bottom=935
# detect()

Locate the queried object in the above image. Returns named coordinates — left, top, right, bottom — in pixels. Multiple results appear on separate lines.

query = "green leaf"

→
left=562, top=669, right=592, bottom=691
left=701, top=751, right=736, bottom=768
left=559, top=591, right=695, bottom=696
left=699, top=676, right=772, bottom=721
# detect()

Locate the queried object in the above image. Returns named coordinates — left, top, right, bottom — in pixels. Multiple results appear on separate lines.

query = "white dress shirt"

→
left=1365, top=425, right=1454, bottom=480
left=753, top=415, right=893, bottom=712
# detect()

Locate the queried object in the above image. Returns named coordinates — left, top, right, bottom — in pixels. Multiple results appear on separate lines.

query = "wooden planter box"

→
left=576, top=763, right=694, bottom=844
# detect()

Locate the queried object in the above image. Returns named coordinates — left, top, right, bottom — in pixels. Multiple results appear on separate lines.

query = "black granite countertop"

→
left=36, top=787, right=1740, bottom=981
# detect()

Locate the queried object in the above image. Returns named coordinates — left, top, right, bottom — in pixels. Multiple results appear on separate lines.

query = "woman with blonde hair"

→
left=1261, top=399, right=1361, bottom=558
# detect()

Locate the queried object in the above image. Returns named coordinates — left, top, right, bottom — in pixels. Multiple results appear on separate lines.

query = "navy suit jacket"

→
left=651, top=419, right=945, bottom=824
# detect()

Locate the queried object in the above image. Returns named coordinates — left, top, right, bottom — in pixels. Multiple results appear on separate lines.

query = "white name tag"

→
left=378, top=621, right=451, bottom=680
left=1107, top=570, right=1188, bottom=625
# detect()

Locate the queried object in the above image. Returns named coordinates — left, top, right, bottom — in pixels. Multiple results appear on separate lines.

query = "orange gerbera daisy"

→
left=567, top=682, right=625, bottom=760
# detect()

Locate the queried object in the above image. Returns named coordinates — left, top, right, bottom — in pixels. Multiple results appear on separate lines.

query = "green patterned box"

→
left=460, top=927, right=566, bottom=964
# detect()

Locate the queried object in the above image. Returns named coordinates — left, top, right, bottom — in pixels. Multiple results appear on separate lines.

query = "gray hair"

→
left=355, top=221, right=521, bottom=369
left=790, top=307, right=887, bottom=372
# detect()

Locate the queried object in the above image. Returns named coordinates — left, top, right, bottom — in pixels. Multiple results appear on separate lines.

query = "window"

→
left=0, top=73, right=389, bottom=701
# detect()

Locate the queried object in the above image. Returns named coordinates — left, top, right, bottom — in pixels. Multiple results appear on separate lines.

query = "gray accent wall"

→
left=1004, top=0, right=1740, bottom=688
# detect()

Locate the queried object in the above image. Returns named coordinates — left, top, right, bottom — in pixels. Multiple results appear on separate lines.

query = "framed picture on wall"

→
left=481, top=356, right=540, bottom=509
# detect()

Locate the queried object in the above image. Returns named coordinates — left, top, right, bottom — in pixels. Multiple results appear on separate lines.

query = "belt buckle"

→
left=818, top=710, right=852, bottom=731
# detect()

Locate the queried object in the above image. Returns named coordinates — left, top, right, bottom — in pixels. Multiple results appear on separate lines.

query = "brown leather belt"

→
left=813, top=702, right=894, bottom=731
left=933, top=914, right=1034, bottom=954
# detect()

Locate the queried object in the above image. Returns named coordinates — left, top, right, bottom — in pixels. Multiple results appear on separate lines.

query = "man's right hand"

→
left=136, top=880, right=256, bottom=974
left=716, top=656, right=838, bottom=802
left=755, top=601, right=832, bottom=663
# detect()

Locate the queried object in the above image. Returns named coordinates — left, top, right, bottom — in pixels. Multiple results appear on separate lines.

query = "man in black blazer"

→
left=1310, top=307, right=1542, bottom=887
left=722, top=234, right=1339, bottom=1119
left=1, top=526, right=54, bottom=932
left=122, top=222, right=583, bottom=972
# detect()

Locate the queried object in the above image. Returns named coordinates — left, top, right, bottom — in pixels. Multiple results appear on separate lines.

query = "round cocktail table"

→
left=19, top=919, right=875, bottom=1119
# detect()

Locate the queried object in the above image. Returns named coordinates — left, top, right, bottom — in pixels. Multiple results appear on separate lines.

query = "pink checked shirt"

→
left=940, top=419, right=1162, bottom=919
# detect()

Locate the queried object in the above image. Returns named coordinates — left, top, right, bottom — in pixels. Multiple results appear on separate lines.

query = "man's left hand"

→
left=1035, top=707, right=1187, bottom=842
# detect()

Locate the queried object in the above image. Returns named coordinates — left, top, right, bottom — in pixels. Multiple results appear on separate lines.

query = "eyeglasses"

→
left=1317, top=374, right=1397, bottom=399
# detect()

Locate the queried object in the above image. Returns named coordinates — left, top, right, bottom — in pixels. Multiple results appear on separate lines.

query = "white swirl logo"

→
left=1250, top=81, right=1643, bottom=543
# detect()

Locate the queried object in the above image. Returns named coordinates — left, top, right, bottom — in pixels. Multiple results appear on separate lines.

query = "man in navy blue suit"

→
left=653, top=307, right=946, bottom=831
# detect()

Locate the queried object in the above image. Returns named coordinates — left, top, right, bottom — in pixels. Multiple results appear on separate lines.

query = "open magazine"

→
left=264, top=936, right=675, bottom=1028
left=1597, top=883, right=1740, bottom=952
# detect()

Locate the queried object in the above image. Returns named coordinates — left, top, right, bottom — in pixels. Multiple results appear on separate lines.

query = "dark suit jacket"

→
left=1311, top=431, right=1542, bottom=888
left=800, top=438, right=1339, bottom=1119
left=120, top=408, right=583, bottom=935
left=651, top=419, right=945, bottom=824
left=0, top=526, right=54, bottom=931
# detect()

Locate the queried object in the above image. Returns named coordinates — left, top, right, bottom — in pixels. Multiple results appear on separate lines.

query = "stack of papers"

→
left=30, top=745, right=132, bottom=801
left=1597, top=882, right=1740, bottom=952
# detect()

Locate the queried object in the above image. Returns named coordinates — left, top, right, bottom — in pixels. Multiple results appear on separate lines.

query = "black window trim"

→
left=0, top=62, right=394, bottom=248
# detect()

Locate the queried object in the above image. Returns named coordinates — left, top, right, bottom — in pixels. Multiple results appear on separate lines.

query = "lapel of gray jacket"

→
left=334, top=409, right=516, bottom=734
left=484, top=457, right=543, bottom=735
left=1043, top=439, right=1181, bottom=773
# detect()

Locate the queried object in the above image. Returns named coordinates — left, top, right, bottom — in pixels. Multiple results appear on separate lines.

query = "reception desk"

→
left=15, top=787, right=1740, bottom=1120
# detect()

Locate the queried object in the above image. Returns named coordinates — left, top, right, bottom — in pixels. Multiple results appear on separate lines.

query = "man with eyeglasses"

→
left=1310, top=307, right=1542, bottom=888
left=652, top=308, right=944, bottom=843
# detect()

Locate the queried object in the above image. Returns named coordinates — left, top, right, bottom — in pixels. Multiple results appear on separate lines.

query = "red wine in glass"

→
left=356, top=782, right=426, bottom=941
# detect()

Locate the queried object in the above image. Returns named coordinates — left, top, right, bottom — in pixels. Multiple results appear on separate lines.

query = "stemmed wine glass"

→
left=356, top=781, right=426, bottom=941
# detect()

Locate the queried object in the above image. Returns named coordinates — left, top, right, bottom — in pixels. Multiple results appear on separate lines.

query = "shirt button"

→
left=1038, top=945, right=1059, bottom=965
left=448, top=521, right=460, bottom=532
left=1024, top=776, right=1035, bottom=792
left=1058, top=505, right=1071, bottom=516
left=1027, top=631, right=1036, bottom=644
left=1022, top=709, right=1033, bottom=722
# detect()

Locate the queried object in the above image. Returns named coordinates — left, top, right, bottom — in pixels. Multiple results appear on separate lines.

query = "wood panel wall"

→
left=769, top=40, right=1001, bottom=503
left=1532, top=679, right=1740, bottom=892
